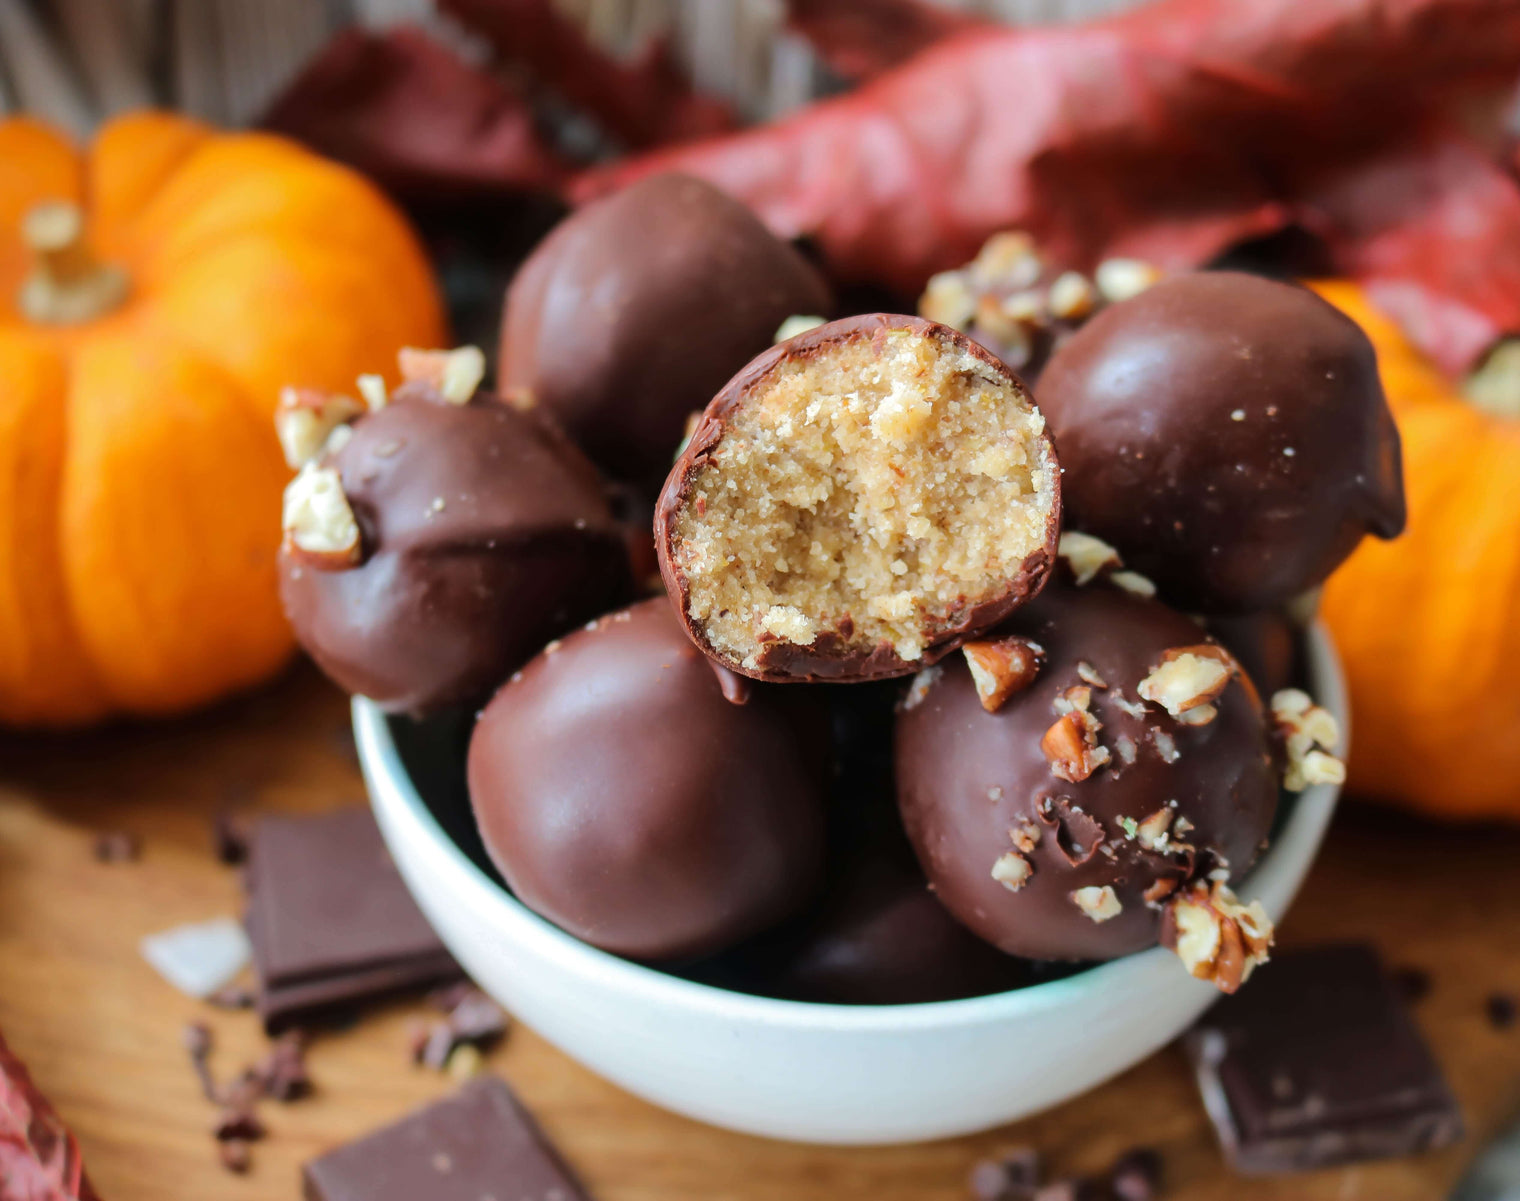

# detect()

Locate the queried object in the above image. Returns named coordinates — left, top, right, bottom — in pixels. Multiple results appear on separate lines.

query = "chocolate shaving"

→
left=182, top=1021, right=218, bottom=1104
left=211, top=809, right=248, bottom=866
left=218, top=1139, right=251, bottom=1175
left=256, top=1031, right=312, bottom=1102
left=91, top=830, right=140, bottom=863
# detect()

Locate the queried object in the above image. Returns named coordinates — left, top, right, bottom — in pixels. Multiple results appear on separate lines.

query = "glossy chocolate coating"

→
left=499, top=172, right=833, bottom=487
left=279, top=386, right=630, bottom=715
left=657, top=314, right=1061, bottom=683
left=896, top=584, right=1278, bottom=962
left=467, top=597, right=828, bottom=961
left=1037, top=272, right=1405, bottom=613
left=1207, top=611, right=1300, bottom=702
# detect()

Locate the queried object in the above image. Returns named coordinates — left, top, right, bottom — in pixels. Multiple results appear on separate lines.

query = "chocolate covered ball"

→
left=657, top=314, right=1061, bottom=682
left=279, top=373, right=630, bottom=715
left=499, top=172, right=833, bottom=488
left=467, top=597, right=828, bottom=961
left=745, top=848, right=1039, bottom=1005
left=896, top=584, right=1278, bottom=962
left=1207, top=611, right=1300, bottom=701
left=1037, top=272, right=1406, bottom=613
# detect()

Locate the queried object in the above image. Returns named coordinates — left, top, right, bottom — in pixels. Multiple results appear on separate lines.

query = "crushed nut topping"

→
left=1052, top=684, right=1093, bottom=716
left=1272, top=689, right=1346, bottom=791
left=1057, top=531, right=1122, bottom=585
left=901, top=666, right=942, bottom=711
left=1143, top=876, right=1180, bottom=906
left=1162, top=881, right=1273, bottom=994
left=1112, top=690, right=1147, bottom=719
left=1137, top=645, right=1236, bottom=721
left=274, top=387, right=364, bottom=470
left=963, top=636, right=1046, bottom=712
left=1136, top=807, right=1174, bottom=851
left=991, top=852, right=1033, bottom=892
left=1152, top=730, right=1179, bottom=763
left=1041, top=706, right=1110, bottom=783
left=1009, top=822, right=1041, bottom=853
left=774, top=314, right=826, bottom=343
left=1095, top=258, right=1163, bottom=304
left=919, top=271, right=977, bottom=330
left=1071, top=885, right=1123, bottom=923
left=1047, top=271, right=1097, bottom=321
left=1114, top=733, right=1138, bottom=765
left=398, top=345, right=486, bottom=405
left=1109, top=570, right=1157, bottom=599
left=1076, top=661, right=1108, bottom=688
left=282, top=463, right=360, bottom=569
left=355, top=373, right=388, bottom=411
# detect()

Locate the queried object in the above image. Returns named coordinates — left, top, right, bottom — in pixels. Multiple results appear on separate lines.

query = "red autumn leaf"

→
left=263, top=25, right=570, bottom=202
left=783, top=0, right=988, bottom=81
left=576, top=0, right=1520, bottom=358
left=0, top=1030, right=100, bottom=1201
left=439, top=0, right=737, bottom=150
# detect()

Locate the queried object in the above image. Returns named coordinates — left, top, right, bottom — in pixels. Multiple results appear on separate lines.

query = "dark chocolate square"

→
left=245, top=807, right=462, bottom=1031
left=302, top=1076, right=592, bottom=1201
left=1185, top=943, right=1464, bottom=1174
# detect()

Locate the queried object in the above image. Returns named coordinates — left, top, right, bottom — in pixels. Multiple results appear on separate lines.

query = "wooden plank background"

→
left=1, top=662, right=1517, bottom=1200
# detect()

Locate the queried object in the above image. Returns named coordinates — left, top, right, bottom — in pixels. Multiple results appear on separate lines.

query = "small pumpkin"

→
left=1312, top=280, right=1520, bottom=821
left=0, top=112, right=446, bottom=726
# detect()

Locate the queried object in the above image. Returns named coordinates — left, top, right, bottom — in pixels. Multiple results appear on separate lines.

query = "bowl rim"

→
left=357, top=621, right=1345, bottom=1034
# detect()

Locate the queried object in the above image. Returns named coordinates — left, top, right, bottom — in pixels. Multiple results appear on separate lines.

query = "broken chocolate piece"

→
left=301, top=1076, right=592, bottom=1201
left=244, top=808, right=463, bottom=1033
left=1184, top=943, right=1464, bottom=1173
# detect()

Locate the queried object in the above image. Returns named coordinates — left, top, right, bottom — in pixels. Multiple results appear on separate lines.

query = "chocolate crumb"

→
left=182, top=1021, right=218, bottom=1103
left=447, top=991, right=509, bottom=1047
left=1109, top=1147, right=1161, bottom=1201
left=1392, top=966, right=1431, bottom=1004
left=213, top=1106, right=267, bottom=1142
left=207, top=982, right=256, bottom=1010
left=211, top=809, right=249, bottom=866
left=426, top=982, right=477, bottom=1013
left=218, top=1138, right=251, bottom=1175
left=418, top=1022, right=456, bottom=1071
left=92, top=830, right=140, bottom=863
left=1487, top=993, right=1517, bottom=1030
left=969, top=1146, right=1041, bottom=1199
left=1032, top=1181, right=1101, bottom=1201
left=257, top=1030, right=312, bottom=1102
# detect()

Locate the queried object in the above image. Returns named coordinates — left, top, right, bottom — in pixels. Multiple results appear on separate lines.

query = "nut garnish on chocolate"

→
left=1162, top=880, right=1273, bottom=993
left=657, top=314, right=1061, bottom=682
left=280, top=462, right=361, bottom=568
left=1271, top=688, right=1346, bottom=791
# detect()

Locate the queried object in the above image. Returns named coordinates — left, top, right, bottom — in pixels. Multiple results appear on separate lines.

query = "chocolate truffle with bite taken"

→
left=278, top=348, right=631, bottom=715
left=896, top=583, right=1279, bottom=989
left=467, top=597, right=828, bottom=962
left=657, top=314, right=1061, bottom=683
left=498, top=172, right=834, bottom=488
left=1037, top=272, right=1405, bottom=614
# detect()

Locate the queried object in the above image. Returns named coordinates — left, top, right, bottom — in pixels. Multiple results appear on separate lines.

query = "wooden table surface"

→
left=2, top=662, right=1517, bottom=1201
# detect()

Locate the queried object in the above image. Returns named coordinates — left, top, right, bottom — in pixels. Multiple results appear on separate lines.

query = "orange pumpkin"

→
left=1312, top=280, right=1520, bottom=820
left=0, top=112, right=446, bottom=727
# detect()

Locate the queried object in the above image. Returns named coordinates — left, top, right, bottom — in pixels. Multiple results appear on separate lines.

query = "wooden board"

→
left=1, top=662, right=1517, bottom=1200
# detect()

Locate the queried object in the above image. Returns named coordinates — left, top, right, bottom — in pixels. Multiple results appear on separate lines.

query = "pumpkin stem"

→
left=17, top=202, right=129, bottom=325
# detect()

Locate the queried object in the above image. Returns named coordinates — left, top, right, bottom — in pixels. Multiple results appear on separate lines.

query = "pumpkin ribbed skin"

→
left=1313, top=281, right=1520, bottom=820
left=0, top=113, right=446, bottom=725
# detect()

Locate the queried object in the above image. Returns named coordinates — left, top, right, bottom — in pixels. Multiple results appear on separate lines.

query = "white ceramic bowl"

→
left=356, top=624, right=1345, bottom=1146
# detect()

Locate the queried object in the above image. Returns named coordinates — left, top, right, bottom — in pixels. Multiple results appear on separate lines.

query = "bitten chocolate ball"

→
left=1037, top=272, right=1406, bottom=613
left=896, top=584, right=1278, bottom=963
left=278, top=368, right=630, bottom=715
left=657, top=314, right=1061, bottom=682
left=467, top=598, right=828, bottom=961
left=499, top=172, right=833, bottom=488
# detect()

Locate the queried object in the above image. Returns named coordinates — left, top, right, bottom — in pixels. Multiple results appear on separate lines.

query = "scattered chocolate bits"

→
left=256, top=1030, right=313, bottom=1102
left=182, top=1021, right=218, bottom=1103
left=92, top=829, right=140, bottom=863
left=213, top=1105, right=266, bottom=1142
left=1108, top=1147, right=1161, bottom=1201
left=969, top=1146, right=1039, bottom=1199
left=206, top=983, right=257, bottom=1010
left=211, top=808, right=249, bottom=866
left=966, top=1145, right=1153, bottom=1201
left=218, top=1139, right=252, bottom=1175
left=1487, top=992, right=1517, bottom=1030
left=410, top=987, right=509, bottom=1073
